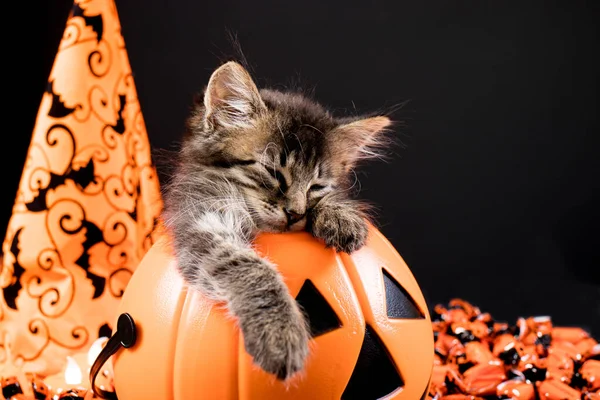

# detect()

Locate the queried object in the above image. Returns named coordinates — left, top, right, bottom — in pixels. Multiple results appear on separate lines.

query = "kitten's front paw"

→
left=309, top=205, right=369, bottom=253
left=242, top=303, right=310, bottom=381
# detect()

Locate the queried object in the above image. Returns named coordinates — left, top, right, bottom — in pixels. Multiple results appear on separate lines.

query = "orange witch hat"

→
left=0, top=0, right=162, bottom=377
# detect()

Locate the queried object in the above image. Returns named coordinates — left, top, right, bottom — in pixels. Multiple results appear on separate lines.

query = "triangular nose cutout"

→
left=342, top=324, right=404, bottom=400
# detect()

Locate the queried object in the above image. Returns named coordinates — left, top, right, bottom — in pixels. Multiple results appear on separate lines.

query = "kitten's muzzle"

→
left=284, top=208, right=305, bottom=225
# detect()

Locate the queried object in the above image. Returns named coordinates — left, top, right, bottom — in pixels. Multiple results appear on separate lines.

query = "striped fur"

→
left=162, top=62, right=391, bottom=381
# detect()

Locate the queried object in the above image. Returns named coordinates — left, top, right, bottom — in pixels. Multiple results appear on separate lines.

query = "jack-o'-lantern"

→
left=91, top=224, right=434, bottom=399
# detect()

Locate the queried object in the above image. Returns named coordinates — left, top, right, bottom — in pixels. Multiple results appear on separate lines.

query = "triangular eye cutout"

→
left=382, top=268, right=424, bottom=319
left=295, top=279, right=342, bottom=338
left=342, top=324, right=404, bottom=399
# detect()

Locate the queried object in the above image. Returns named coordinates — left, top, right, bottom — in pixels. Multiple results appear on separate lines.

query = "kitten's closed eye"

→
left=309, top=184, right=326, bottom=192
left=264, top=165, right=288, bottom=192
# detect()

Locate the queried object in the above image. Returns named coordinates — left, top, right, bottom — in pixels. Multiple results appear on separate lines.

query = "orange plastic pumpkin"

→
left=102, top=224, right=434, bottom=399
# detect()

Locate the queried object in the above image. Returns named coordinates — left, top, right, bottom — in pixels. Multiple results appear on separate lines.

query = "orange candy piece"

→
left=581, top=360, right=600, bottom=391
left=537, top=378, right=581, bottom=400
left=464, top=342, right=495, bottom=365
left=576, top=338, right=600, bottom=359
left=546, top=346, right=575, bottom=383
left=497, top=379, right=536, bottom=400
left=437, top=333, right=462, bottom=356
left=492, top=334, right=518, bottom=357
left=448, top=299, right=481, bottom=320
left=552, top=327, right=590, bottom=343
left=431, top=364, right=460, bottom=395
left=30, top=375, right=51, bottom=399
left=551, top=340, right=584, bottom=361
left=462, top=363, right=506, bottom=396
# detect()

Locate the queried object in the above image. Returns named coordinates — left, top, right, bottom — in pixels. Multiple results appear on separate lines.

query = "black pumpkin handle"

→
left=90, top=313, right=137, bottom=400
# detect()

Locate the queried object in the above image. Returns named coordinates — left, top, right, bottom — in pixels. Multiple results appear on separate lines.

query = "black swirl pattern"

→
left=0, top=0, right=162, bottom=377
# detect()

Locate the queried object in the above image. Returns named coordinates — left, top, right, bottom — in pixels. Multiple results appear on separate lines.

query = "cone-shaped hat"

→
left=0, top=0, right=163, bottom=377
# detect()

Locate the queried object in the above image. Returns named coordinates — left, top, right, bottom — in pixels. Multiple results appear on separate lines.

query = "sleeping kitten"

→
left=162, top=61, right=391, bottom=380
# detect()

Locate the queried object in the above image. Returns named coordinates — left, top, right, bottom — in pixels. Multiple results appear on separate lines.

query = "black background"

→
left=4, top=1, right=599, bottom=334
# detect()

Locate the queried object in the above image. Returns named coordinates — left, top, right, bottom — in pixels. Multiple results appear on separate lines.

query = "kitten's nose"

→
left=284, top=208, right=305, bottom=225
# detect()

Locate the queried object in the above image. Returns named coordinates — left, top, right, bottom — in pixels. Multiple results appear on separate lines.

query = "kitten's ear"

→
left=204, top=61, right=266, bottom=129
left=331, top=116, right=392, bottom=169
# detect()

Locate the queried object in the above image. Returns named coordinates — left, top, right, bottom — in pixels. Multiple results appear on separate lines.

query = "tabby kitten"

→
left=162, top=61, right=391, bottom=380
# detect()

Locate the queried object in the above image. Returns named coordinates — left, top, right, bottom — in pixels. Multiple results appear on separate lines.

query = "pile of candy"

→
left=1, top=375, right=100, bottom=399
left=0, top=375, right=103, bottom=399
left=426, top=299, right=599, bottom=400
